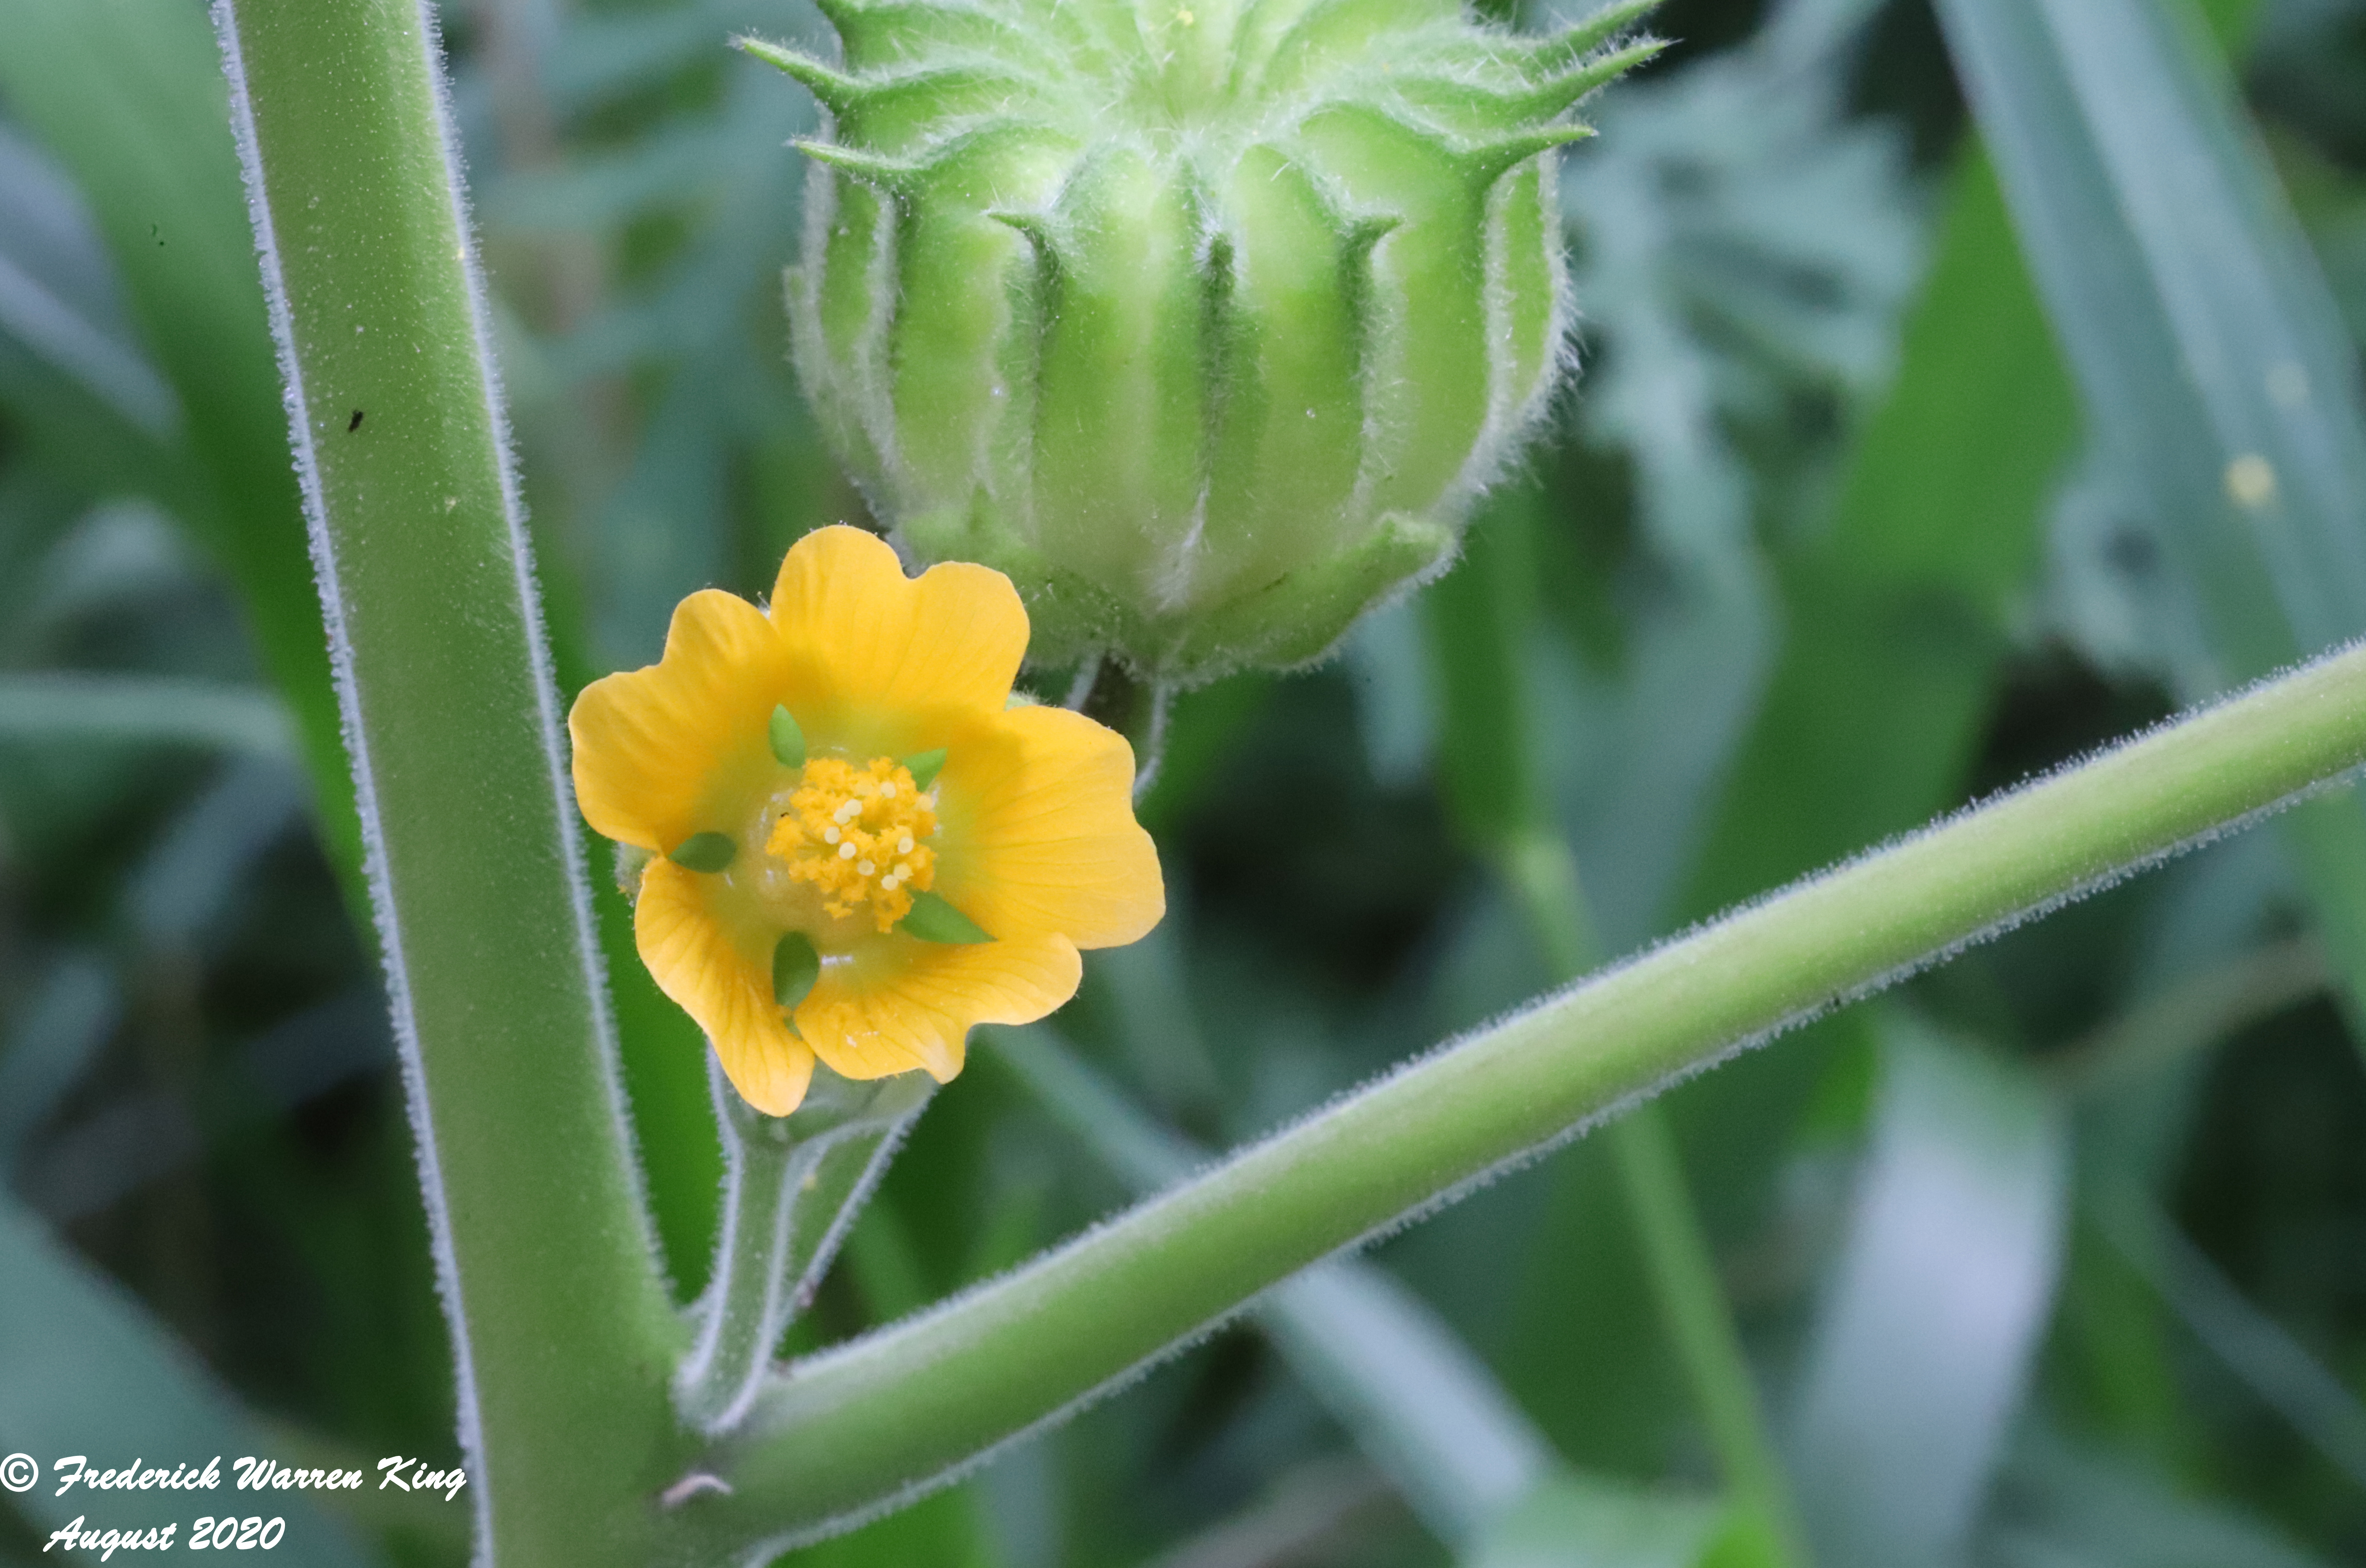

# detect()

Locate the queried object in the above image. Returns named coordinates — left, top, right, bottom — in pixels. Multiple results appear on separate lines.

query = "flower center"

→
left=764, top=756, right=938, bottom=934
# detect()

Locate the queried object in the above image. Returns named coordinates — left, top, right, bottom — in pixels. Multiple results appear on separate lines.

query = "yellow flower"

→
left=568, top=526, right=1164, bottom=1115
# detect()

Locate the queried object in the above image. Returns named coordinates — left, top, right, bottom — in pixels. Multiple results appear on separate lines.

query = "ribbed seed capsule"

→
left=749, top=0, right=1660, bottom=682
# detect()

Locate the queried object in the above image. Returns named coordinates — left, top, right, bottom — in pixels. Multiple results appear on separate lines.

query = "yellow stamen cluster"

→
left=766, top=756, right=938, bottom=932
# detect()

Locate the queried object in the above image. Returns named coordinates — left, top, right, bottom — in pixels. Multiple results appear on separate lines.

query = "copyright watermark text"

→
left=2, top=1453, right=467, bottom=1558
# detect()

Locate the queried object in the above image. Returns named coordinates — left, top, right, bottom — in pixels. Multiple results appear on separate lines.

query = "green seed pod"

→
left=749, top=0, right=1659, bottom=682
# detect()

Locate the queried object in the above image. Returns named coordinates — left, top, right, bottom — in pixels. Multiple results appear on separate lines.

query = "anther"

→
left=839, top=842, right=858, bottom=859
left=824, top=827, right=841, bottom=844
left=897, top=835, right=914, bottom=854
left=858, top=859, right=876, bottom=875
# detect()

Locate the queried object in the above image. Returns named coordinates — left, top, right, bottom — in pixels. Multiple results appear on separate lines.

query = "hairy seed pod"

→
left=750, top=0, right=1659, bottom=682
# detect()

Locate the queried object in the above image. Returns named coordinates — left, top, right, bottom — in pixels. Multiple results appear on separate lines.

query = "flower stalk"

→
left=677, top=1057, right=933, bottom=1433
left=1070, top=658, right=1173, bottom=798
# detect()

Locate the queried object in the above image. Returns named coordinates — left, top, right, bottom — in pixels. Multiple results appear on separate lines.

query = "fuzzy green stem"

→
left=991, top=1026, right=1557, bottom=1543
left=1474, top=512, right=1801, bottom=1558
left=212, top=1, right=680, bottom=1558
left=1498, top=829, right=1809, bottom=1567
left=680, top=639, right=2366, bottom=1555
left=1071, top=657, right=1172, bottom=797
left=676, top=1058, right=931, bottom=1434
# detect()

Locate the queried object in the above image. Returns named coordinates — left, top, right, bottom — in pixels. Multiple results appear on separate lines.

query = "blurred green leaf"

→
left=1466, top=1472, right=1736, bottom=1568
left=2091, top=1181, right=2366, bottom=1488
left=1343, top=598, right=1438, bottom=792
left=1549, top=0, right=1920, bottom=943
left=489, top=122, right=739, bottom=233
left=1680, top=144, right=2069, bottom=915
left=2046, top=933, right=2326, bottom=1099
left=1980, top=1426, right=2331, bottom=1568
left=1133, top=1458, right=1393, bottom=1568
left=0, top=125, right=177, bottom=440
left=0, top=674, right=295, bottom=757
left=504, top=0, right=815, bottom=121
left=1272, top=1266, right=1557, bottom=1547
left=1791, top=1017, right=2069, bottom=1568
left=0, top=952, right=116, bottom=1164
left=1133, top=673, right=1275, bottom=835
left=10, top=501, right=199, bottom=644
left=1425, top=486, right=1550, bottom=855
left=124, top=758, right=304, bottom=948
left=582, top=122, right=804, bottom=661
left=21, top=990, right=392, bottom=1224
left=0, top=1197, right=376, bottom=1565
left=1935, top=0, right=2366, bottom=1050
left=0, top=0, right=363, bottom=894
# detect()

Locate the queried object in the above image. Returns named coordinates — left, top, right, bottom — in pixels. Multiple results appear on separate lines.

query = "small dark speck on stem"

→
left=348, top=409, right=366, bottom=432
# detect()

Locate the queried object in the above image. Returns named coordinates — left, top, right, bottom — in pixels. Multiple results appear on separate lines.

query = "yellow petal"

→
left=795, top=932, right=1084, bottom=1083
left=636, top=859, right=815, bottom=1115
left=938, top=703, right=1165, bottom=949
left=571, top=590, right=793, bottom=852
left=768, top=526, right=1027, bottom=726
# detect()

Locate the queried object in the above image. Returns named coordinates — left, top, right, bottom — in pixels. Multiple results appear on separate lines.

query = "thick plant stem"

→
left=676, top=1059, right=932, bottom=1434
left=213, top=1, right=680, bottom=1559
left=1500, top=830, right=1809, bottom=1568
left=992, top=1026, right=1561, bottom=1545
left=683, top=640, right=2366, bottom=1554
left=1458, top=499, right=1803, bottom=1558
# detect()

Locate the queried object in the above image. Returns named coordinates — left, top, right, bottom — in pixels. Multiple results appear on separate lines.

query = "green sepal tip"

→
left=771, top=0, right=1636, bottom=681
left=1466, top=125, right=1597, bottom=188
left=903, top=747, right=948, bottom=789
left=1524, top=0, right=1663, bottom=77
left=669, top=832, right=738, bottom=873
left=770, top=704, right=807, bottom=768
left=791, top=138, right=920, bottom=190
left=773, top=930, right=822, bottom=1011
left=737, top=36, right=862, bottom=109
left=899, top=889, right=992, bottom=944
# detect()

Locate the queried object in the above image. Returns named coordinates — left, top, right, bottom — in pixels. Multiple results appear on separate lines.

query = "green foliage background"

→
left=4, top=0, right=2366, bottom=1563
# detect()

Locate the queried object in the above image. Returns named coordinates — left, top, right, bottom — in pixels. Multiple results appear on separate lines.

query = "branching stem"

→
left=679, top=637, right=2366, bottom=1555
